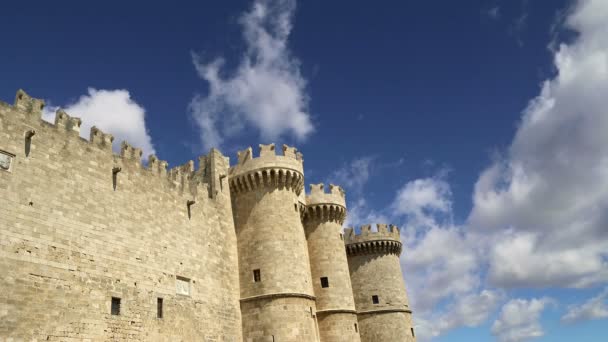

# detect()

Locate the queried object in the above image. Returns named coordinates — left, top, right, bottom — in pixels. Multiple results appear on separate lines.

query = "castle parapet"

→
left=303, top=183, right=346, bottom=224
left=54, top=109, right=82, bottom=135
left=228, top=143, right=304, bottom=195
left=344, top=224, right=402, bottom=256
left=90, top=126, right=114, bottom=150
left=14, top=89, right=45, bottom=120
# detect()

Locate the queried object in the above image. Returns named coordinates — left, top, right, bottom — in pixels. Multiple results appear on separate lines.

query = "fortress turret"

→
left=345, top=224, right=416, bottom=342
left=229, top=144, right=319, bottom=341
left=303, top=184, right=361, bottom=342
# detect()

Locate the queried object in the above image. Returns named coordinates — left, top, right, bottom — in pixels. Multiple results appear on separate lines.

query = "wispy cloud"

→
left=561, top=288, right=608, bottom=324
left=190, top=0, right=313, bottom=151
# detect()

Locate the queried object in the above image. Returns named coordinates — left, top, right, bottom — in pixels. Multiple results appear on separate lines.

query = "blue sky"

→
left=1, top=0, right=607, bottom=341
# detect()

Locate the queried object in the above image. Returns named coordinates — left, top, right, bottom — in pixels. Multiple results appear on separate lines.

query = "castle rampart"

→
left=345, top=224, right=416, bottom=342
left=1, top=89, right=417, bottom=342
left=0, top=90, right=241, bottom=341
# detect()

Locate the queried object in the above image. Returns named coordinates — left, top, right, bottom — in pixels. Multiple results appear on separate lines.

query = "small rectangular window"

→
left=354, top=323, right=358, bottom=332
left=111, top=297, right=121, bottom=315
left=372, top=295, right=379, bottom=304
left=411, top=327, right=415, bottom=337
left=176, top=276, right=191, bottom=296
left=253, top=269, right=261, bottom=282
left=320, top=277, right=329, bottom=288
left=157, top=298, right=163, bottom=319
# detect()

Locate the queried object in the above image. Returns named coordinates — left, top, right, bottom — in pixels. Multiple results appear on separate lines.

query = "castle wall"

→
left=0, top=92, right=242, bottom=341
left=346, top=225, right=416, bottom=342
left=230, top=144, right=319, bottom=342
left=303, top=184, right=360, bottom=342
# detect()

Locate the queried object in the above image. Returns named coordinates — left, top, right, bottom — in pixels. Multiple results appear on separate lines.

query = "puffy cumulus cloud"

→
left=392, top=177, right=452, bottom=225
left=392, top=177, right=496, bottom=340
left=415, top=290, right=503, bottom=341
left=492, top=298, right=554, bottom=342
left=42, top=88, right=155, bottom=156
left=469, top=0, right=608, bottom=288
left=190, top=0, right=313, bottom=150
left=561, top=287, right=608, bottom=323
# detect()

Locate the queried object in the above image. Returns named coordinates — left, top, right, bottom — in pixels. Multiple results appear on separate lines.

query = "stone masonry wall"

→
left=0, top=91, right=242, bottom=341
left=346, top=224, right=416, bottom=342
left=303, top=184, right=360, bottom=342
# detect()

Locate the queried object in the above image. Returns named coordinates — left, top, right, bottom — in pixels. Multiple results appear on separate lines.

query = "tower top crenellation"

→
left=228, top=143, right=304, bottom=195
left=344, top=224, right=402, bottom=256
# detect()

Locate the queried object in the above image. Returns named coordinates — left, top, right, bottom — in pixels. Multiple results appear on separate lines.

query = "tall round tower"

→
left=345, top=224, right=416, bottom=342
left=229, top=144, right=319, bottom=341
left=303, top=184, right=361, bottom=342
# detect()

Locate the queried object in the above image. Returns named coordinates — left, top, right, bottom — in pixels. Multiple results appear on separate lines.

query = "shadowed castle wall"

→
left=229, top=144, right=319, bottom=342
left=303, top=184, right=361, bottom=342
left=0, top=91, right=242, bottom=341
left=345, top=224, right=416, bottom=342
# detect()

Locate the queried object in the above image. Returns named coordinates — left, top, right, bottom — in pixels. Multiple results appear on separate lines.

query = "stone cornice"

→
left=240, top=292, right=316, bottom=303
left=345, top=239, right=403, bottom=256
left=229, top=166, right=304, bottom=195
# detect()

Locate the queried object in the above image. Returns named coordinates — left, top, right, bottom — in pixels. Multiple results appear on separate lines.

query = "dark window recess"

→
left=340, top=233, right=343, bottom=240
left=320, top=277, right=329, bottom=288
left=253, top=269, right=261, bottom=282
left=111, top=297, right=121, bottom=315
left=354, top=323, right=358, bottom=332
left=157, top=298, right=163, bottom=318
left=411, top=327, right=415, bottom=337
left=372, top=295, right=379, bottom=304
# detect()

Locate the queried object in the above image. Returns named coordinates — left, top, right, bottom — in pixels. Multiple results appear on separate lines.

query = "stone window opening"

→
left=176, top=276, right=191, bottom=296
left=0, top=150, right=14, bottom=172
left=187, top=200, right=195, bottom=220
left=157, top=298, right=163, bottom=319
left=112, top=166, right=121, bottom=191
left=340, top=233, right=343, bottom=240
left=25, top=130, right=35, bottom=157
left=111, top=297, right=121, bottom=315
left=320, top=277, right=329, bottom=288
left=411, top=327, right=415, bottom=337
left=372, top=295, right=379, bottom=304
left=354, top=323, right=358, bottom=332
left=253, top=269, right=261, bottom=282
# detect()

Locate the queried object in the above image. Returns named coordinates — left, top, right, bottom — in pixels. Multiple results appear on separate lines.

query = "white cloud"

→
left=328, top=157, right=374, bottom=195
left=416, top=290, right=503, bottom=341
left=43, top=88, right=155, bottom=156
left=392, top=177, right=495, bottom=340
left=392, top=177, right=452, bottom=219
left=190, top=0, right=313, bottom=150
left=469, top=0, right=608, bottom=289
left=492, top=298, right=553, bottom=342
left=561, top=287, right=608, bottom=323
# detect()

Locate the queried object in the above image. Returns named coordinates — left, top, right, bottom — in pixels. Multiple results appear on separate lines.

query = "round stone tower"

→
left=229, top=144, right=319, bottom=342
left=303, top=184, right=361, bottom=342
left=345, top=224, right=416, bottom=342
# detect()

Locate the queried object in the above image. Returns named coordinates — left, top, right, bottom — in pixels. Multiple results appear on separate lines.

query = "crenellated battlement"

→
left=0, top=89, right=233, bottom=200
left=344, top=224, right=402, bottom=256
left=14, top=89, right=45, bottom=120
left=228, top=143, right=304, bottom=195
left=303, top=183, right=347, bottom=224
left=120, top=141, right=144, bottom=167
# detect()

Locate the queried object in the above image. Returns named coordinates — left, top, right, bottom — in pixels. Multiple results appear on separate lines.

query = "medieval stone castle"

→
left=0, top=90, right=416, bottom=341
